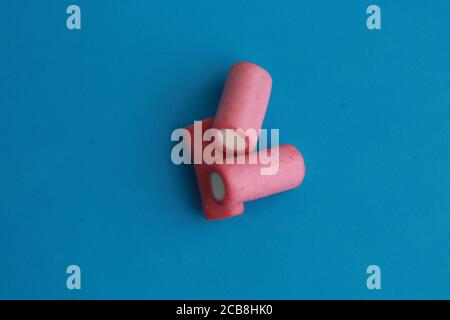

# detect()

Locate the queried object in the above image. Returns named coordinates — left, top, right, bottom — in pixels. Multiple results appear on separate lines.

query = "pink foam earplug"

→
left=186, top=118, right=244, bottom=220
left=213, top=62, right=272, bottom=154
left=209, top=144, right=305, bottom=206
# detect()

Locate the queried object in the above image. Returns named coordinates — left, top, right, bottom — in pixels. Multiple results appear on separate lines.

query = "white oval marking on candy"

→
left=210, top=172, right=226, bottom=202
left=219, top=129, right=247, bottom=155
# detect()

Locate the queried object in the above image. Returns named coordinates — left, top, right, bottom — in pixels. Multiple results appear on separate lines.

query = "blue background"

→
left=1, top=0, right=449, bottom=299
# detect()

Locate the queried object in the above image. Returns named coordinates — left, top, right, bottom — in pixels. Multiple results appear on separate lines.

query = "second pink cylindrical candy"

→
left=212, top=61, right=272, bottom=154
left=209, top=144, right=306, bottom=206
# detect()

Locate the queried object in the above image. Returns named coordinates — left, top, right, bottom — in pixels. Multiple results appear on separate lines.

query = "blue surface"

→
left=1, top=0, right=449, bottom=299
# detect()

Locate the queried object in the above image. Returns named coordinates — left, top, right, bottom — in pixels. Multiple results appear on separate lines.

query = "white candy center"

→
left=220, top=129, right=247, bottom=154
left=210, top=172, right=225, bottom=202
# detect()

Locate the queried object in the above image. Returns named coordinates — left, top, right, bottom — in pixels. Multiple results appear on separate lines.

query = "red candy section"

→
left=186, top=118, right=244, bottom=220
left=185, top=118, right=305, bottom=220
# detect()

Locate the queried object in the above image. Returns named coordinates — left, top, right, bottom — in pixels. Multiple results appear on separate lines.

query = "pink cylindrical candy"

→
left=209, top=144, right=305, bottom=206
left=186, top=118, right=244, bottom=220
left=185, top=118, right=306, bottom=220
left=213, top=62, right=272, bottom=154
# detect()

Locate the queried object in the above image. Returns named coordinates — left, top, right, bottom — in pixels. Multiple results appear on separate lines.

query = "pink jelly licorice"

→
left=213, top=62, right=272, bottom=154
left=210, top=144, right=306, bottom=206
left=182, top=61, right=305, bottom=221
left=186, top=118, right=305, bottom=220
left=186, top=118, right=244, bottom=220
